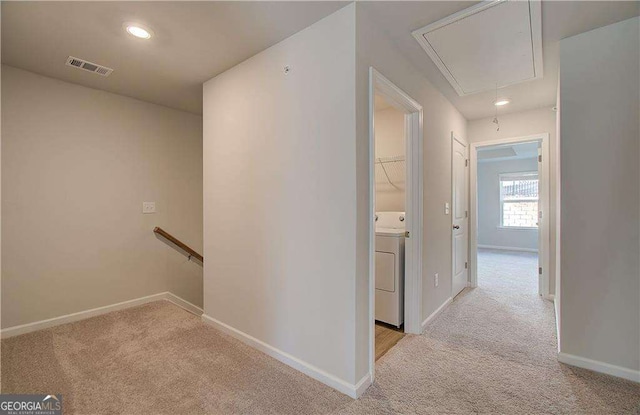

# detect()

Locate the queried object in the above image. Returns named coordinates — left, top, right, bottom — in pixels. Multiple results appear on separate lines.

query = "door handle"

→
left=453, top=225, right=460, bottom=230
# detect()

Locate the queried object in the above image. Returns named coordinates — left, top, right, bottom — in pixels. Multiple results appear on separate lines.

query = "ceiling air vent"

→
left=65, top=56, right=113, bottom=77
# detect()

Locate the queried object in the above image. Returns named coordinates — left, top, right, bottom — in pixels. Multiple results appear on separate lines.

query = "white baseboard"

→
left=558, top=352, right=640, bottom=383
left=354, top=372, right=373, bottom=398
left=478, top=244, right=538, bottom=253
left=544, top=294, right=555, bottom=301
left=421, top=297, right=452, bottom=331
left=1, top=292, right=202, bottom=338
left=554, top=297, right=561, bottom=353
left=165, top=292, right=203, bottom=316
left=202, top=314, right=368, bottom=398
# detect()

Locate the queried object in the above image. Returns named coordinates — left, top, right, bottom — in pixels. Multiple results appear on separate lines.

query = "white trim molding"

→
left=496, top=226, right=538, bottom=231
left=554, top=296, right=561, bottom=353
left=478, top=244, right=538, bottom=253
left=469, top=133, right=550, bottom=297
left=421, top=297, right=452, bottom=331
left=202, top=314, right=370, bottom=398
left=165, top=292, right=203, bottom=316
left=558, top=352, right=640, bottom=383
left=369, top=67, right=424, bottom=386
left=354, top=372, right=373, bottom=398
left=1, top=292, right=202, bottom=339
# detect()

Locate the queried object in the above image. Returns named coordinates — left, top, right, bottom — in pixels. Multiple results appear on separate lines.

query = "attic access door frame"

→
left=469, top=133, right=550, bottom=298
left=368, top=68, right=424, bottom=380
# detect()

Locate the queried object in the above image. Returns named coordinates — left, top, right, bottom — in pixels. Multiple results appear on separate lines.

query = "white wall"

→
left=468, top=108, right=557, bottom=293
left=559, top=17, right=639, bottom=376
left=1, top=66, right=203, bottom=328
left=203, top=2, right=473, bottom=390
left=0, top=30, right=2, bottom=342
left=355, top=4, right=468, bottom=380
left=478, top=158, right=538, bottom=251
left=202, top=5, right=358, bottom=388
left=375, top=106, right=405, bottom=212
left=554, top=73, right=562, bottom=351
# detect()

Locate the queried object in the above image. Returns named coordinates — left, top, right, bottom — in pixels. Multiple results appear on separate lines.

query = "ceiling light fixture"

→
left=494, top=99, right=510, bottom=106
left=124, top=23, right=153, bottom=39
left=492, top=83, right=501, bottom=132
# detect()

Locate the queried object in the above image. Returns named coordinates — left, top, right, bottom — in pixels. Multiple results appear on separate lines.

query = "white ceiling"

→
left=414, top=1, right=542, bottom=96
left=2, top=2, right=638, bottom=119
left=363, top=1, right=640, bottom=120
left=1, top=1, right=347, bottom=114
left=478, top=141, right=539, bottom=162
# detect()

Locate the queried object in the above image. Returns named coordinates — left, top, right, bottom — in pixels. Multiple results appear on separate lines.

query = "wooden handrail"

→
left=153, top=227, right=203, bottom=263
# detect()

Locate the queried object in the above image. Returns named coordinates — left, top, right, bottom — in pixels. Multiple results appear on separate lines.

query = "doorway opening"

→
left=373, top=94, right=406, bottom=360
left=368, top=68, right=423, bottom=378
left=469, top=134, right=550, bottom=298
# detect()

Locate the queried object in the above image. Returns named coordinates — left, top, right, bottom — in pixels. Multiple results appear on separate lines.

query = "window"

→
left=499, top=172, right=539, bottom=228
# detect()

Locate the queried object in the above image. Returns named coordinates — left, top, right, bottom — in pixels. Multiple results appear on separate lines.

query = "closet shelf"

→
left=375, top=155, right=405, bottom=190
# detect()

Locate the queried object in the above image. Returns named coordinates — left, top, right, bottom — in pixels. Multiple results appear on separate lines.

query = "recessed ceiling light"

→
left=124, top=23, right=153, bottom=39
left=494, top=99, right=510, bottom=106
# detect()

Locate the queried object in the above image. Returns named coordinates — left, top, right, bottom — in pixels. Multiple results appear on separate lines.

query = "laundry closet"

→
left=374, top=94, right=406, bottom=336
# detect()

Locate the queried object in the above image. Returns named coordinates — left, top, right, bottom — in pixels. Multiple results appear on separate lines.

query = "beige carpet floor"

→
left=2, top=249, right=639, bottom=414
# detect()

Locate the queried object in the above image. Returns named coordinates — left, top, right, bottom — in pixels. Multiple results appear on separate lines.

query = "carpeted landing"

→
left=2, top=249, right=639, bottom=414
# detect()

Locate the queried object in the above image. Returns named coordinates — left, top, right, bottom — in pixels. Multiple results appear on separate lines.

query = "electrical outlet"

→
left=142, top=202, right=156, bottom=214
left=434, top=273, right=439, bottom=287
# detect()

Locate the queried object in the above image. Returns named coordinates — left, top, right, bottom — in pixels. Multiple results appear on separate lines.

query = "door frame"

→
left=451, top=133, right=469, bottom=298
left=368, top=68, right=423, bottom=379
left=469, top=133, right=550, bottom=297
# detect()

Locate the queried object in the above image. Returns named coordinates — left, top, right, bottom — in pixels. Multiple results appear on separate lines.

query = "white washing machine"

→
left=375, top=211, right=405, bottom=328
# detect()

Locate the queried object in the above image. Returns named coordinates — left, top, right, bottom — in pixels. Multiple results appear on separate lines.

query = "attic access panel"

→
left=412, top=0, right=543, bottom=96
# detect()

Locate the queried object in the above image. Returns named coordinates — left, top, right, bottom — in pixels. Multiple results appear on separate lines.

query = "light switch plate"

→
left=142, top=202, right=156, bottom=214
left=434, top=273, right=439, bottom=287
left=445, top=202, right=450, bottom=215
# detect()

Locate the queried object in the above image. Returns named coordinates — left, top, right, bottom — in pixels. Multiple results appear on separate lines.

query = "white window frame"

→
left=498, top=171, right=539, bottom=230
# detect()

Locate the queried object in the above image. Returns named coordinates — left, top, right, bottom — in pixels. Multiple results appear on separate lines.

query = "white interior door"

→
left=537, top=145, right=543, bottom=295
left=452, top=135, right=469, bottom=298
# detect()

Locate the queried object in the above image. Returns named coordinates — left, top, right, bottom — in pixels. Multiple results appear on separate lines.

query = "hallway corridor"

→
left=3, top=250, right=638, bottom=414
left=346, top=249, right=639, bottom=413
left=477, top=248, right=539, bottom=294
